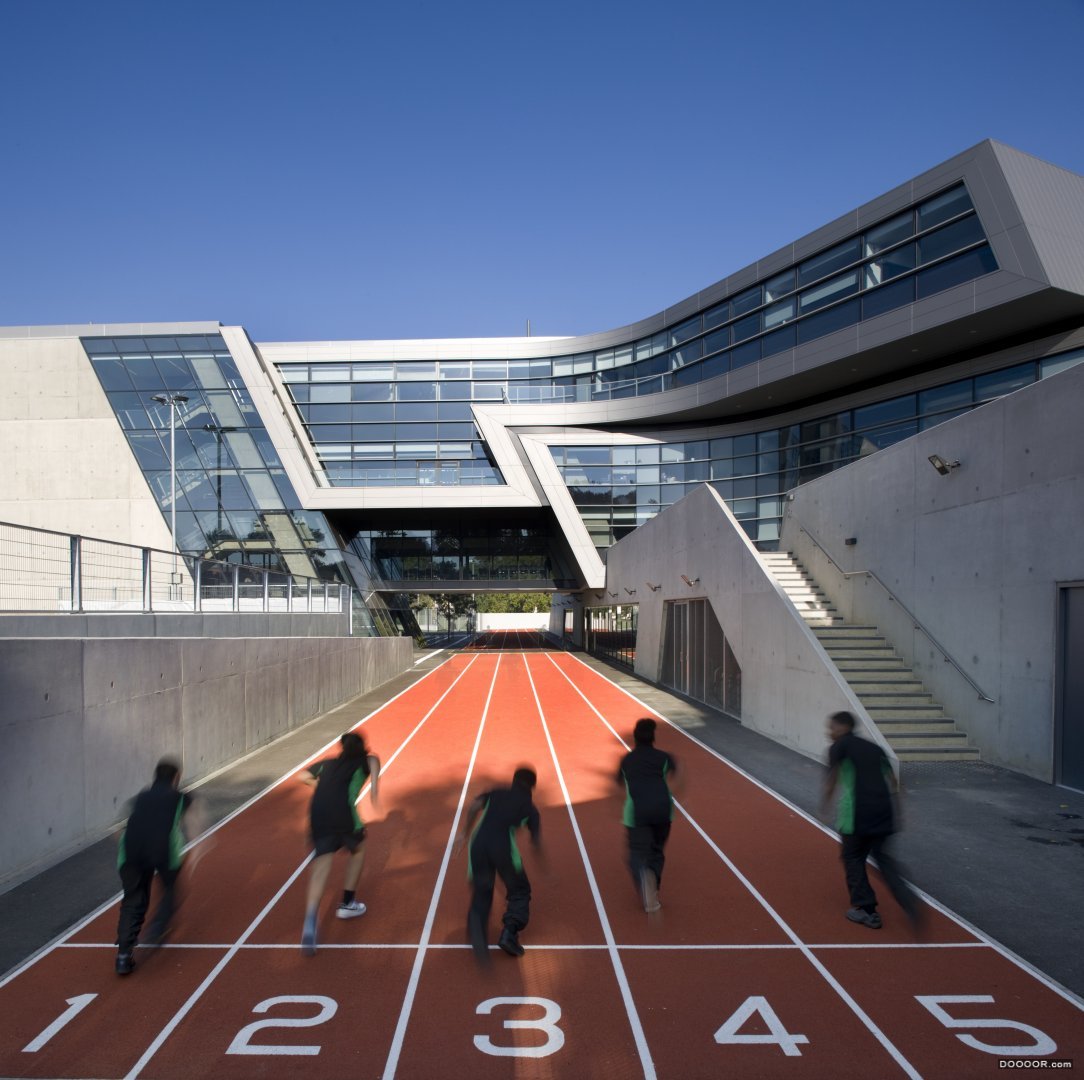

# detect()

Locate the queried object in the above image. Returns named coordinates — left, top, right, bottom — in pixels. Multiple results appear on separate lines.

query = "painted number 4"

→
left=714, top=996, right=810, bottom=1057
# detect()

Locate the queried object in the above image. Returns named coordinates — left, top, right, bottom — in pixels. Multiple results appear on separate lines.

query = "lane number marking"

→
left=226, top=995, right=338, bottom=1056
left=22, top=994, right=98, bottom=1053
left=474, top=997, right=565, bottom=1059
left=714, top=996, right=810, bottom=1057
left=915, top=995, right=1057, bottom=1056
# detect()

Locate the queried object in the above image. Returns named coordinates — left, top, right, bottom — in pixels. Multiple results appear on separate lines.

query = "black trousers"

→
left=627, top=822, right=671, bottom=889
left=468, top=842, right=531, bottom=940
left=116, top=862, right=180, bottom=952
left=840, top=833, right=917, bottom=918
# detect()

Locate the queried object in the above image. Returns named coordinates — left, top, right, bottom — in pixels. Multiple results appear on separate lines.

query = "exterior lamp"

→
left=928, top=454, right=960, bottom=476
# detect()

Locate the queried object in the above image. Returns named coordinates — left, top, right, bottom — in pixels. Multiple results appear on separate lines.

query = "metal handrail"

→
left=797, top=525, right=995, bottom=703
left=0, top=518, right=350, bottom=618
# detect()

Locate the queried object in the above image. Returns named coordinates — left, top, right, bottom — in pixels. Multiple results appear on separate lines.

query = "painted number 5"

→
left=474, top=997, right=565, bottom=1059
left=916, top=995, right=1057, bottom=1056
left=226, top=995, right=338, bottom=1057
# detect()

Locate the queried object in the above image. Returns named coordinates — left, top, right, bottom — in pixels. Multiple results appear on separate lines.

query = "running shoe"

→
left=845, top=907, right=882, bottom=929
left=640, top=869, right=661, bottom=913
left=336, top=899, right=367, bottom=919
left=115, top=951, right=134, bottom=976
left=498, top=928, right=525, bottom=957
left=301, top=913, right=318, bottom=955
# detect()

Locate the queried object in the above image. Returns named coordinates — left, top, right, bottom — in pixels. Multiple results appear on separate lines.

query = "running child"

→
left=300, top=731, right=380, bottom=955
left=455, top=767, right=541, bottom=961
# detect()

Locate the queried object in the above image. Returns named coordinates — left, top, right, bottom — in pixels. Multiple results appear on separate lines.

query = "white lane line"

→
left=56, top=939, right=993, bottom=952
left=556, top=652, right=1084, bottom=1012
left=544, top=653, right=921, bottom=1080
left=0, top=655, right=461, bottom=990
left=124, top=654, right=485, bottom=1080
left=380, top=653, right=503, bottom=1080
left=524, top=655, right=657, bottom=1080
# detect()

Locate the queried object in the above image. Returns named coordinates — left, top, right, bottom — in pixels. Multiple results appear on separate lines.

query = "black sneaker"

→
left=115, top=951, right=135, bottom=976
left=497, top=928, right=524, bottom=957
left=845, top=907, right=882, bottom=929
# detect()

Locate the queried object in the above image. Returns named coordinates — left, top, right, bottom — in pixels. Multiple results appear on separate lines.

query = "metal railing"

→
left=796, top=525, right=995, bottom=703
left=0, top=520, right=350, bottom=618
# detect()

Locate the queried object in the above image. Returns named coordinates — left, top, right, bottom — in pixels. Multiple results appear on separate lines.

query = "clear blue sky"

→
left=2, top=0, right=1082, bottom=342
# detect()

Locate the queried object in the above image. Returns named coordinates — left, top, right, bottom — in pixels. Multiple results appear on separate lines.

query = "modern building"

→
left=2, top=138, right=1082, bottom=780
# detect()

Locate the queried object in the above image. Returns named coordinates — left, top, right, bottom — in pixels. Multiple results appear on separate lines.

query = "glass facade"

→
left=552, top=348, right=1084, bottom=553
left=275, top=183, right=996, bottom=487
left=659, top=598, right=741, bottom=717
left=585, top=604, right=638, bottom=670
left=350, top=524, right=554, bottom=583
left=82, top=333, right=393, bottom=634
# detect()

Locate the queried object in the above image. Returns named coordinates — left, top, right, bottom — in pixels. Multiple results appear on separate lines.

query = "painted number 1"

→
left=22, top=994, right=98, bottom=1053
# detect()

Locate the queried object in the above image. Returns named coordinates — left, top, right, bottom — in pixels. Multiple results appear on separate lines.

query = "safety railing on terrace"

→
left=0, top=520, right=350, bottom=618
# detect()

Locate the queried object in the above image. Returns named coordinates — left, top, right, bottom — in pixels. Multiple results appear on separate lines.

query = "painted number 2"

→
left=916, top=995, right=1057, bottom=1056
left=226, top=995, right=338, bottom=1056
left=474, top=997, right=565, bottom=1059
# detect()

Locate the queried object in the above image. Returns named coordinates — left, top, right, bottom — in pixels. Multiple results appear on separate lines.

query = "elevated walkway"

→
left=761, top=552, right=980, bottom=762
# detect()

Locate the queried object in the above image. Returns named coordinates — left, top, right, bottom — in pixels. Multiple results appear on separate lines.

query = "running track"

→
left=1, top=632, right=1080, bottom=1078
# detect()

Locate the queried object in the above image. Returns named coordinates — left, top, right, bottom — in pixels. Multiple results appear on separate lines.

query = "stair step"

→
left=875, top=719, right=959, bottom=733
left=834, top=660, right=908, bottom=671
left=858, top=693, right=935, bottom=707
left=885, top=731, right=971, bottom=746
left=814, top=627, right=880, bottom=637
left=823, top=647, right=898, bottom=659
left=896, top=747, right=982, bottom=762
left=849, top=680, right=928, bottom=694
left=865, top=705, right=947, bottom=718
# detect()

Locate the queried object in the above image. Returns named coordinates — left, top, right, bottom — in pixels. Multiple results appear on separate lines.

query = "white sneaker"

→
left=336, top=900, right=367, bottom=919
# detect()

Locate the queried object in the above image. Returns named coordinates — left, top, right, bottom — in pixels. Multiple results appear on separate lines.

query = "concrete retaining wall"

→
left=601, top=483, right=890, bottom=763
left=781, top=360, right=1084, bottom=780
left=0, top=634, right=412, bottom=887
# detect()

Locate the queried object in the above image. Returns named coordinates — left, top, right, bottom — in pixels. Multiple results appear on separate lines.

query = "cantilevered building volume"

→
left=3, top=139, right=1083, bottom=780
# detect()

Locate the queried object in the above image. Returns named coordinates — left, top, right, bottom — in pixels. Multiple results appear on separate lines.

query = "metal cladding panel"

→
left=992, top=142, right=1084, bottom=296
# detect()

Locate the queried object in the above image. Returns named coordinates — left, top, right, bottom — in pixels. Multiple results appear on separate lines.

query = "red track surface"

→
left=2, top=633, right=1080, bottom=1078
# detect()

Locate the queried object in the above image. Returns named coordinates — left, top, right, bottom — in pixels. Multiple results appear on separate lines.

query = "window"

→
left=862, top=276, right=914, bottom=318
left=916, top=245, right=997, bottom=297
left=670, top=316, right=702, bottom=346
left=704, top=301, right=729, bottom=329
left=917, top=184, right=973, bottom=230
left=764, top=297, right=795, bottom=329
left=799, top=271, right=859, bottom=313
left=864, top=211, right=913, bottom=256
left=918, top=216, right=986, bottom=264
left=763, top=269, right=795, bottom=302
left=730, top=339, right=761, bottom=368
left=974, top=363, right=1035, bottom=401
left=732, top=313, right=761, bottom=342
left=797, top=299, right=860, bottom=343
left=854, top=395, right=916, bottom=430
left=865, top=243, right=916, bottom=287
left=730, top=285, right=762, bottom=316
left=797, top=237, right=861, bottom=287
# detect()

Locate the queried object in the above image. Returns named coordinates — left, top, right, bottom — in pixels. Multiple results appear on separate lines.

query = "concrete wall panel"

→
left=782, top=362, right=1084, bottom=779
left=0, top=635, right=412, bottom=887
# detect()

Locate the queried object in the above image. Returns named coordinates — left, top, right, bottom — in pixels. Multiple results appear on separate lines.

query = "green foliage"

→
left=473, top=592, right=551, bottom=613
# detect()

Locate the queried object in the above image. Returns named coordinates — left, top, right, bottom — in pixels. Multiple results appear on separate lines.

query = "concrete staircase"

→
left=761, top=551, right=980, bottom=762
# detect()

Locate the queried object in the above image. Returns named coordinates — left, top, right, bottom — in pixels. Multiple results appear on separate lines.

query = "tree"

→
left=432, top=593, right=476, bottom=633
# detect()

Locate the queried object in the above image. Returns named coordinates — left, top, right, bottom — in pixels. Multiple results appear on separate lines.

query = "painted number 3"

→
left=474, top=997, right=566, bottom=1059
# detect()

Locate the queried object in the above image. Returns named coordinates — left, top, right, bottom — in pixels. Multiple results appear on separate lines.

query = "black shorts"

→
left=312, top=827, right=367, bottom=856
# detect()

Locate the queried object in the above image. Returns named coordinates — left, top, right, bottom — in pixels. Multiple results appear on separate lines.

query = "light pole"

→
left=202, top=422, right=240, bottom=546
left=151, top=393, right=189, bottom=590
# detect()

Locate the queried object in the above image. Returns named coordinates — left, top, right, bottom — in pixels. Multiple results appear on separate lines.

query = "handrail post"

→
left=193, top=559, right=202, bottom=613
left=232, top=564, right=240, bottom=612
left=286, top=574, right=293, bottom=612
left=307, top=578, right=313, bottom=613
left=262, top=570, right=270, bottom=612
left=69, top=535, right=82, bottom=613
left=323, top=582, right=329, bottom=612
left=142, top=548, right=152, bottom=612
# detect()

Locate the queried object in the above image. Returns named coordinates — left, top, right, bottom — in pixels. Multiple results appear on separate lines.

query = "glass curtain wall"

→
left=82, top=333, right=394, bottom=635
left=585, top=605, right=638, bottom=669
left=660, top=598, right=741, bottom=717
left=553, top=348, right=1084, bottom=553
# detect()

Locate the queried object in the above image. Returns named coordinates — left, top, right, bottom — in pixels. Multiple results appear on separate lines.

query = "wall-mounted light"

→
left=844, top=537, right=858, bottom=547
left=928, top=454, right=961, bottom=476
left=646, top=582, right=661, bottom=592
left=680, top=575, right=700, bottom=587
left=608, top=590, right=618, bottom=598
left=624, top=587, right=637, bottom=596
